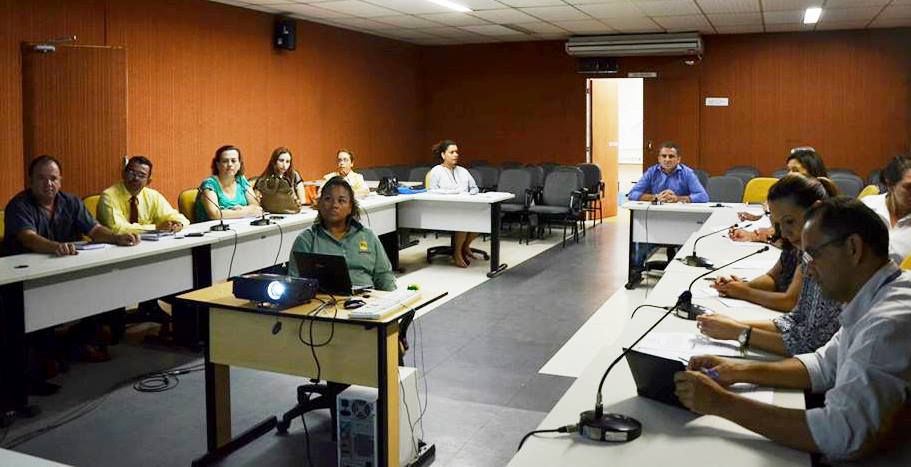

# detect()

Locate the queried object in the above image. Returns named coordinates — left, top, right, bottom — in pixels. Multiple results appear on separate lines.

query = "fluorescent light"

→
left=803, top=7, right=822, bottom=24
left=427, top=0, right=472, bottom=13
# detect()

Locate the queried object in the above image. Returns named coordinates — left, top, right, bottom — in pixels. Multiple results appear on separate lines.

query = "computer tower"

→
left=337, top=367, right=422, bottom=467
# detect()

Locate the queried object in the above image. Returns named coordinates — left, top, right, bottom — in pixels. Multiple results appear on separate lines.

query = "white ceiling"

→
left=209, top=0, right=911, bottom=45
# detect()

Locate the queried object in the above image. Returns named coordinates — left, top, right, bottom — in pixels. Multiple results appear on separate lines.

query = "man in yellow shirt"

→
left=97, top=156, right=189, bottom=232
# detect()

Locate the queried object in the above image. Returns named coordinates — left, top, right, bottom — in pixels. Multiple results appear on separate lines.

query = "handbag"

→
left=255, top=175, right=301, bottom=214
left=376, top=176, right=399, bottom=196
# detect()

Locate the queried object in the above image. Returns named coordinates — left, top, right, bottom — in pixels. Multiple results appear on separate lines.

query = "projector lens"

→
left=267, top=281, right=286, bottom=301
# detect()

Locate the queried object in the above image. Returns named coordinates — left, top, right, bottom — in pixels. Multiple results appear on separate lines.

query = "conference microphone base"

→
left=681, top=255, right=714, bottom=269
left=578, top=410, right=642, bottom=443
left=250, top=218, right=272, bottom=226
left=675, top=301, right=711, bottom=321
left=210, top=223, right=231, bottom=232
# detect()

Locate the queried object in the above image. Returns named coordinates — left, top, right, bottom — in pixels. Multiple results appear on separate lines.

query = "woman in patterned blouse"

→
left=697, top=174, right=842, bottom=356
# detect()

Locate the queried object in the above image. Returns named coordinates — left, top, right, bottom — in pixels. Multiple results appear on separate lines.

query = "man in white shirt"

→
left=427, top=139, right=479, bottom=267
left=862, top=154, right=911, bottom=265
left=675, top=197, right=911, bottom=464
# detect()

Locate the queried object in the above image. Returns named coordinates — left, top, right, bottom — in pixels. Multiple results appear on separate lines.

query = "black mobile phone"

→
left=186, top=232, right=205, bottom=237
left=270, top=215, right=285, bottom=220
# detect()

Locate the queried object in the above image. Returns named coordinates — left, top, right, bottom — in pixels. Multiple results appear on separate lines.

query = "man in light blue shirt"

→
left=675, top=198, right=911, bottom=465
left=627, top=142, right=708, bottom=203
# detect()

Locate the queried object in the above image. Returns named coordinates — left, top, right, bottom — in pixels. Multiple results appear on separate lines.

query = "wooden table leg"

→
left=206, top=362, right=232, bottom=450
left=378, top=323, right=400, bottom=467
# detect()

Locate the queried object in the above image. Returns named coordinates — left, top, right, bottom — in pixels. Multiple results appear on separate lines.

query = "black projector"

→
left=233, top=274, right=318, bottom=307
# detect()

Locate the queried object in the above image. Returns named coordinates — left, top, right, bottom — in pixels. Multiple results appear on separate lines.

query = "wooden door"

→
left=21, top=43, right=127, bottom=197
left=643, top=77, right=700, bottom=169
left=591, top=79, right=619, bottom=218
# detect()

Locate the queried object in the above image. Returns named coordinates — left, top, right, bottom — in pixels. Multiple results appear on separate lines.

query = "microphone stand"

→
left=681, top=223, right=748, bottom=269
left=201, top=188, right=231, bottom=232
left=675, top=246, right=770, bottom=320
left=246, top=183, right=272, bottom=226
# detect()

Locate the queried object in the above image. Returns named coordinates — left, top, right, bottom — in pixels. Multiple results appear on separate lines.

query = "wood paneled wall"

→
left=1, top=0, right=423, bottom=203
left=421, top=29, right=911, bottom=178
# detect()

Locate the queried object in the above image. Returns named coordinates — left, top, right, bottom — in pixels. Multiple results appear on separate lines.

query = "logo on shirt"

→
left=359, top=240, right=369, bottom=252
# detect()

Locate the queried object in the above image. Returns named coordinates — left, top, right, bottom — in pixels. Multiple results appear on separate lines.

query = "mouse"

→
left=343, top=298, right=366, bottom=310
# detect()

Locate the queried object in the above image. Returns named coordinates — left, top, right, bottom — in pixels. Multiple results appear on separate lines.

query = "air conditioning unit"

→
left=565, top=33, right=703, bottom=57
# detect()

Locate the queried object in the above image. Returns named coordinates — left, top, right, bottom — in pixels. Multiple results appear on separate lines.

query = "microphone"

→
left=200, top=188, right=231, bottom=232
left=675, top=245, right=770, bottom=320
left=245, top=183, right=271, bottom=226
left=681, top=223, right=749, bottom=269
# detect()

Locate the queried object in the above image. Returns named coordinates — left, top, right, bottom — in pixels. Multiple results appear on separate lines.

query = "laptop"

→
left=292, top=252, right=368, bottom=296
left=624, top=349, right=687, bottom=410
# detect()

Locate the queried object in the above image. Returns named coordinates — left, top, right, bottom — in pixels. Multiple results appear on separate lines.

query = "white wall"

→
left=616, top=78, right=644, bottom=164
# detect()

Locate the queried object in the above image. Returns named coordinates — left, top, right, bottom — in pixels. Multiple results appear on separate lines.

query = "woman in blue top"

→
left=196, top=145, right=263, bottom=221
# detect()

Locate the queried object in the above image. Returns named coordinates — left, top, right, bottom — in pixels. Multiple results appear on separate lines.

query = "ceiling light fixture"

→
left=427, top=0, right=472, bottom=13
left=803, top=7, right=822, bottom=24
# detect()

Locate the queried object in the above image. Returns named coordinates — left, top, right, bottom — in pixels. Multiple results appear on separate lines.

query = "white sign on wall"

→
left=705, top=97, right=730, bottom=107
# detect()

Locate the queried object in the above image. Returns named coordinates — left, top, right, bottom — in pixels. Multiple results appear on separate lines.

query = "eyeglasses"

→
left=803, top=236, right=847, bottom=263
left=124, top=168, right=149, bottom=180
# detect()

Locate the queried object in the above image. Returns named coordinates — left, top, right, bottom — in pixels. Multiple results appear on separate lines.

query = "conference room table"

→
left=507, top=203, right=811, bottom=467
left=0, top=191, right=512, bottom=416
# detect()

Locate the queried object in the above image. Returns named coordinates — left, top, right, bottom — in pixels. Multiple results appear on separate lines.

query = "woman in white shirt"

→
left=863, top=154, right=911, bottom=264
left=323, top=149, right=370, bottom=198
left=427, top=139, right=480, bottom=268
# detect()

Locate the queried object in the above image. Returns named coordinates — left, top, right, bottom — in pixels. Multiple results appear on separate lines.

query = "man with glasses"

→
left=674, top=197, right=911, bottom=464
left=97, top=155, right=189, bottom=233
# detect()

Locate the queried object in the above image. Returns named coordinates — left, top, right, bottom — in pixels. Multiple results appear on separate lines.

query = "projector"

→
left=232, top=273, right=318, bottom=307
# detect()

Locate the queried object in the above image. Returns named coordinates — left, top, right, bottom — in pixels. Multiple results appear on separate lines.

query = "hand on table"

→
left=156, top=220, right=184, bottom=232
left=54, top=242, right=77, bottom=256
left=696, top=314, right=749, bottom=341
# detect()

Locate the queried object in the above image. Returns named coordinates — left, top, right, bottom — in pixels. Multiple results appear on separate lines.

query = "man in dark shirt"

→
left=4, top=155, right=139, bottom=255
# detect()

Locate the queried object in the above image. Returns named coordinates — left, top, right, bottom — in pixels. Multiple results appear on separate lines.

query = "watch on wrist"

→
left=737, top=326, right=752, bottom=348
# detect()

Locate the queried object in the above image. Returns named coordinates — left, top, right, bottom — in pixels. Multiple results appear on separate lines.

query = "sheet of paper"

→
left=728, top=383, right=775, bottom=405
left=636, top=332, right=745, bottom=358
left=728, top=259, right=775, bottom=270
left=715, top=296, right=767, bottom=309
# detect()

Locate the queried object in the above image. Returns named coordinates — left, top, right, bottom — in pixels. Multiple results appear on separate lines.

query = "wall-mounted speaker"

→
left=274, top=18, right=296, bottom=51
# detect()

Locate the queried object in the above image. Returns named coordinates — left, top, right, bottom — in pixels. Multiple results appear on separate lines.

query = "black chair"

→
left=693, top=169, right=709, bottom=190
left=408, top=166, right=431, bottom=186
left=374, top=167, right=396, bottom=180
left=497, top=168, right=534, bottom=243
left=724, top=166, right=759, bottom=187
left=578, top=163, right=605, bottom=224
left=528, top=169, right=584, bottom=247
left=360, top=168, right=381, bottom=182
left=465, top=159, right=488, bottom=167
left=553, top=166, right=587, bottom=236
left=831, top=173, right=864, bottom=197
left=524, top=166, right=545, bottom=200
left=388, top=165, right=411, bottom=181
left=707, top=176, right=745, bottom=203
left=772, top=168, right=789, bottom=179
left=474, top=166, right=500, bottom=191
left=829, top=168, right=859, bottom=177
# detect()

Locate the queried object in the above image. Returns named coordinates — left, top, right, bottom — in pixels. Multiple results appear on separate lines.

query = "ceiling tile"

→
left=273, top=3, right=350, bottom=18
left=601, top=15, right=664, bottom=32
left=361, top=0, right=451, bottom=15
left=472, top=8, right=539, bottom=22
left=513, top=21, right=567, bottom=33
left=869, top=16, right=911, bottom=28
left=421, top=26, right=489, bottom=37
left=210, top=0, right=250, bottom=6
left=764, top=22, right=814, bottom=32
left=576, top=2, right=645, bottom=18
left=551, top=19, right=613, bottom=32
left=763, top=9, right=804, bottom=24
left=818, top=6, right=882, bottom=23
left=372, top=14, right=445, bottom=28
left=315, top=0, right=401, bottom=17
left=521, top=5, right=592, bottom=21
left=761, top=0, right=822, bottom=12
left=814, top=20, right=873, bottom=30
left=879, top=5, right=911, bottom=19
left=497, top=0, right=566, bottom=6
left=634, top=0, right=700, bottom=17
left=461, top=24, right=529, bottom=35
left=378, top=28, right=443, bottom=38
left=714, top=23, right=764, bottom=34
left=707, top=13, right=762, bottom=26
left=418, top=12, right=493, bottom=26
left=242, top=0, right=297, bottom=5
left=327, top=16, right=396, bottom=29
left=694, top=0, right=758, bottom=14
left=824, top=0, right=888, bottom=7
left=564, top=0, right=630, bottom=4
left=458, top=0, right=511, bottom=10
left=653, top=14, right=711, bottom=29
left=533, top=32, right=571, bottom=39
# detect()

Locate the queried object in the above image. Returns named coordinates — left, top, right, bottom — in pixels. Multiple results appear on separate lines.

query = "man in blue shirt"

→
left=628, top=142, right=708, bottom=203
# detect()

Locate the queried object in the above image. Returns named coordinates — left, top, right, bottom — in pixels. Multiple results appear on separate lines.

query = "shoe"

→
left=27, top=380, right=61, bottom=396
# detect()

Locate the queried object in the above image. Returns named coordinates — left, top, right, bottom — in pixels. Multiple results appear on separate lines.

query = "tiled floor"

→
left=4, top=216, right=629, bottom=467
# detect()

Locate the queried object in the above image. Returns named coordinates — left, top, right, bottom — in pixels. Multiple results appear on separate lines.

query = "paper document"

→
left=636, top=332, right=745, bottom=358
left=693, top=288, right=766, bottom=309
left=728, top=259, right=774, bottom=270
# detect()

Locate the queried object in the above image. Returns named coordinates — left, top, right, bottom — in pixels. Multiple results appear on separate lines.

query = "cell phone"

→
left=270, top=215, right=285, bottom=220
left=185, top=232, right=205, bottom=237
left=75, top=242, right=106, bottom=250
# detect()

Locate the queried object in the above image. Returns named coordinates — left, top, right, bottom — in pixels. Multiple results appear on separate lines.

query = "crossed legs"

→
left=452, top=231, right=479, bottom=268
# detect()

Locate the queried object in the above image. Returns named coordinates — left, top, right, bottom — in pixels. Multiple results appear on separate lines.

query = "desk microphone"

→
left=245, top=184, right=272, bottom=226
left=681, top=223, right=749, bottom=269
left=200, top=188, right=231, bottom=232
left=675, top=245, right=770, bottom=320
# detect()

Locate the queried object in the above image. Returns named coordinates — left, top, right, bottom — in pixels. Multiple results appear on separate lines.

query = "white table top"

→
left=0, top=449, right=70, bottom=466
left=623, top=201, right=763, bottom=213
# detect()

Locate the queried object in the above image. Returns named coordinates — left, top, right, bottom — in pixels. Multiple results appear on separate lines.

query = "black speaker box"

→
left=275, top=18, right=296, bottom=51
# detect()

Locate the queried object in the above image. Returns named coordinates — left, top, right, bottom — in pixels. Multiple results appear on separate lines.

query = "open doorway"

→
left=588, top=78, right=644, bottom=214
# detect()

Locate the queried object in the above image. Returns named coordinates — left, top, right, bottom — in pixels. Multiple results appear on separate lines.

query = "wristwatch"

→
left=737, top=326, right=753, bottom=349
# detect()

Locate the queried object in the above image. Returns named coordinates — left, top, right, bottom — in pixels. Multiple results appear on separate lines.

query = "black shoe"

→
left=27, top=380, right=61, bottom=396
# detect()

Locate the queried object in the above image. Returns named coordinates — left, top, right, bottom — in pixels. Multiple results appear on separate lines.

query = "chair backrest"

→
left=858, top=184, right=881, bottom=199
left=724, top=170, right=756, bottom=187
left=360, top=168, right=381, bottom=181
left=541, top=169, right=582, bottom=207
left=771, top=168, right=789, bottom=179
left=726, top=165, right=760, bottom=175
left=497, top=169, right=532, bottom=206
left=408, top=166, right=431, bottom=183
left=476, top=166, right=500, bottom=190
left=465, top=159, right=488, bottom=168
left=500, top=160, right=522, bottom=168
left=707, top=176, right=744, bottom=203
left=693, top=169, right=709, bottom=189
left=867, top=169, right=882, bottom=186
left=577, top=163, right=602, bottom=192
left=742, top=177, right=778, bottom=204
left=831, top=173, right=864, bottom=197
left=902, top=255, right=911, bottom=271
left=466, top=168, right=484, bottom=190
left=374, top=167, right=396, bottom=180
left=179, top=188, right=199, bottom=223
left=829, top=168, right=859, bottom=177
left=525, top=166, right=545, bottom=189
left=554, top=166, right=585, bottom=190
left=83, top=194, right=101, bottom=219
left=386, top=165, right=411, bottom=181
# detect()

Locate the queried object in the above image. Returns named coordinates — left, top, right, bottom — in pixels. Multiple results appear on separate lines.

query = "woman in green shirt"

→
left=289, top=176, right=396, bottom=291
left=196, top=145, right=263, bottom=221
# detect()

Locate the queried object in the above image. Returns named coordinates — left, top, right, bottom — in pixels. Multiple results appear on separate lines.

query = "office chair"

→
left=423, top=171, right=490, bottom=263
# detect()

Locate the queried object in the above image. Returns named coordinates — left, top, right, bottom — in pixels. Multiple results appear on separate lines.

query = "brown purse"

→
left=255, top=175, right=301, bottom=214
